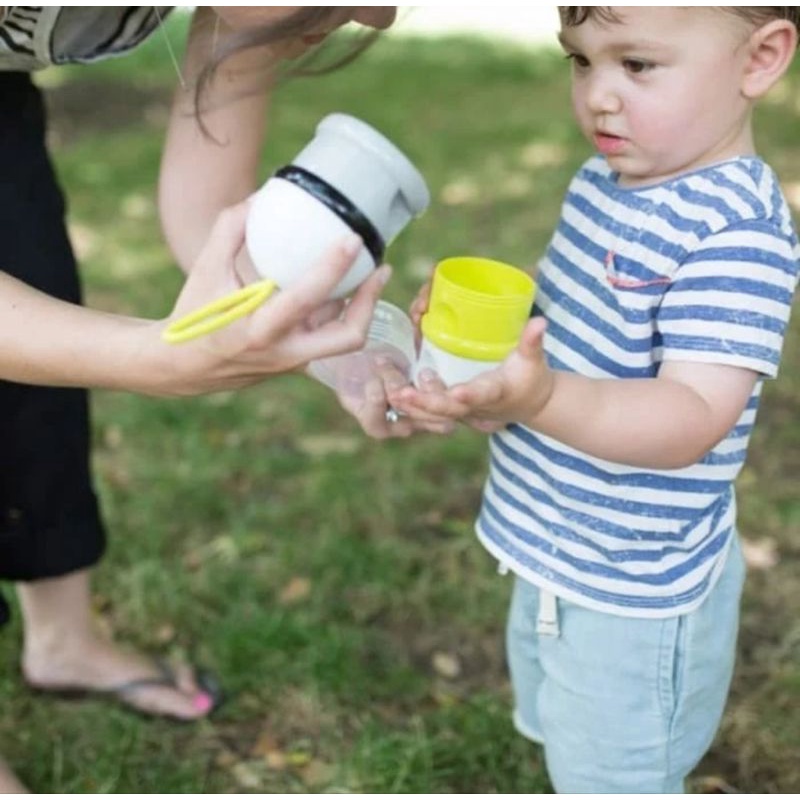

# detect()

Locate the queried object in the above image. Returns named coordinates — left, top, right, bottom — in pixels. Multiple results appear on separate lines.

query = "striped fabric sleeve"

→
left=656, top=219, right=799, bottom=377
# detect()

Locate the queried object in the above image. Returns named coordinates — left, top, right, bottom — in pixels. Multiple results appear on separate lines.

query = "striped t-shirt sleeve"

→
left=656, top=219, right=799, bottom=377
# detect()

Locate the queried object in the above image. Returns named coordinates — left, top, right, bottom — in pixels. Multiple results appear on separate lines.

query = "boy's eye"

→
left=565, top=53, right=590, bottom=69
left=622, top=58, right=654, bottom=74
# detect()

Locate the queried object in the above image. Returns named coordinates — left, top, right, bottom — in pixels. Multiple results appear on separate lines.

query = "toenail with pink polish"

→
left=192, top=692, right=213, bottom=712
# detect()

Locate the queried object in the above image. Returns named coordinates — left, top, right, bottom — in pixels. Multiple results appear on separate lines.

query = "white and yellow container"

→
left=414, top=257, right=536, bottom=386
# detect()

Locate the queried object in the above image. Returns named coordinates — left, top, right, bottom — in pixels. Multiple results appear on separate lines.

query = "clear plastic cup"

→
left=308, top=300, right=417, bottom=401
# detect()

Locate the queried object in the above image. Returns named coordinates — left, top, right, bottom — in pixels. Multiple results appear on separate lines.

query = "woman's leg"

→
left=0, top=757, right=28, bottom=794
left=18, top=569, right=212, bottom=718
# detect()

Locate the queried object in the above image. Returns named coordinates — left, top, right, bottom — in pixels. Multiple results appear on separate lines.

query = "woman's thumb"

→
left=197, top=202, right=249, bottom=270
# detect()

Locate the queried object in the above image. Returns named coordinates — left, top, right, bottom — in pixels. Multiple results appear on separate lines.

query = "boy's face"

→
left=559, top=7, right=755, bottom=186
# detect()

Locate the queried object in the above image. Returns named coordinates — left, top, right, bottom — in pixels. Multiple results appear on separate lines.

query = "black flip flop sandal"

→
left=24, top=657, right=225, bottom=721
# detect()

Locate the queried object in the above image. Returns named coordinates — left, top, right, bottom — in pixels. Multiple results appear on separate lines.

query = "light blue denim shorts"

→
left=506, top=535, right=746, bottom=793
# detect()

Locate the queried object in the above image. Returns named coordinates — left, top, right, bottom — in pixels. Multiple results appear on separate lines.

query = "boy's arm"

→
left=391, top=316, right=758, bottom=470
left=532, top=360, right=757, bottom=469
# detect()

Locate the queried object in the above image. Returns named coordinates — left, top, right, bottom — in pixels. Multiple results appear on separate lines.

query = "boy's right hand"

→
left=409, top=280, right=432, bottom=327
left=389, top=316, right=553, bottom=431
left=409, top=278, right=432, bottom=348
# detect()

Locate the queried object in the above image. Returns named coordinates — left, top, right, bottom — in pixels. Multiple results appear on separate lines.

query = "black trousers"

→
left=0, top=72, right=106, bottom=625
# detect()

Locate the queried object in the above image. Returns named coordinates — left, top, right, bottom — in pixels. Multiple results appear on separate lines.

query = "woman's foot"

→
left=17, top=570, right=218, bottom=721
left=22, top=635, right=218, bottom=720
left=0, top=757, right=28, bottom=794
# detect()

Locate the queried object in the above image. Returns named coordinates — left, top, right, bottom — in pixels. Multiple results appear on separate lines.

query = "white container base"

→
left=413, top=338, right=501, bottom=388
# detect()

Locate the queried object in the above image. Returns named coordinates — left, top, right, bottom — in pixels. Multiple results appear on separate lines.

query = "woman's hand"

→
left=154, top=201, right=389, bottom=395
left=333, top=357, right=457, bottom=439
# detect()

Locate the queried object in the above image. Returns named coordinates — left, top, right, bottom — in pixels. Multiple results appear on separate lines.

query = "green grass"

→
left=2, top=14, right=800, bottom=792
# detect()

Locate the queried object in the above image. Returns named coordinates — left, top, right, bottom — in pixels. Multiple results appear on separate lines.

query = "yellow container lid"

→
left=421, top=256, right=536, bottom=361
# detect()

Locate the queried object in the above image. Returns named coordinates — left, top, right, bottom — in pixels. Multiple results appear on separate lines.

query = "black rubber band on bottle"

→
left=275, top=165, right=385, bottom=266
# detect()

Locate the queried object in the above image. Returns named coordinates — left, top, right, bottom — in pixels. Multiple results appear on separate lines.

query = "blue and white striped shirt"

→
left=476, top=155, right=800, bottom=617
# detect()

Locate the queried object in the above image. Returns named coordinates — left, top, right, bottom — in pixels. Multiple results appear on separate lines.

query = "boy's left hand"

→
left=390, top=317, right=553, bottom=429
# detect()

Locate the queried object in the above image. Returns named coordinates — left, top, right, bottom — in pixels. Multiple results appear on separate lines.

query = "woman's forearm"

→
left=0, top=272, right=163, bottom=392
left=159, top=8, right=274, bottom=272
left=0, top=209, right=390, bottom=400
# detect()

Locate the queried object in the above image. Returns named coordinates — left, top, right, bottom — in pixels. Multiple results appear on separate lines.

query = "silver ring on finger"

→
left=385, top=407, right=401, bottom=424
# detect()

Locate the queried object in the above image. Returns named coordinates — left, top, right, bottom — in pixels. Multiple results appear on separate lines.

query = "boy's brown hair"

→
left=559, top=6, right=800, bottom=33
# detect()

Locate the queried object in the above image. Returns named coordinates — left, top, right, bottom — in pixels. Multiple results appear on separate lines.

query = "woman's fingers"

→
left=171, top=202, right=250, bottom=317
left=247, top=235, right=365, bottom=345
left=166, top=219, right=401, bottom=387
left=304, top=299, right=347, bottom=330
left=202, top=203, right=250, bottom=265
left=341, top=264, right=391, bottom=338
left=337, top=363, right=413, bottom=439
left=359, top=376, right=414, bottom=438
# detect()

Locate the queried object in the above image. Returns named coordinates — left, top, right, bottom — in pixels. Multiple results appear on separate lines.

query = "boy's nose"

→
left=353, top=7, right=397, bottom=30
left=585, top=75, right=623, bottom=115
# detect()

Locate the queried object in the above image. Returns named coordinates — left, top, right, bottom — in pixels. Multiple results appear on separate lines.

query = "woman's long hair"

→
left=193, top=8, right=380, bottom=127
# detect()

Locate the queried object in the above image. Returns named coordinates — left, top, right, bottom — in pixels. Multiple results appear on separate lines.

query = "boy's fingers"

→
left=394, top=388, right=470, bottom=420
left=415, top=368, right=448, bottom=393
left=409, top=281, right=432, bottom=325
left=517, top=316, right=548, bottom=360
left=467, top=418, right=505, bottom=434
left=450, top=377, right=504, bottom=409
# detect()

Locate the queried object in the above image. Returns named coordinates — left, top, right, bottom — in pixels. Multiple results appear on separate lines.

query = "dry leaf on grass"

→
left=279, top=576, right=312, bottom=605
left=299, top=758, right=336, bottom=788
left=296, top=434, right=360, bottom=457
left=693, top=774, right=741, bottom=793
left=432, top=650, right=462, bottom=679
left=784, top=181, right=800, bottom=212
left=440, top=178, right=478, bottom=206
left=102, top=424, right=124, bottom=449
left=230, top=761, right=265, bottom=790
left=740, top=536, right=779, bottom=570
left=154, top=622, right=175, bottom=644
left=251, top=731, right=288, bottom=771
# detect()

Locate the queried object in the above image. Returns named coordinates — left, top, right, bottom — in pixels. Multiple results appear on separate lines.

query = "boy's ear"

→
left=741, top=19, right=797, bottom=99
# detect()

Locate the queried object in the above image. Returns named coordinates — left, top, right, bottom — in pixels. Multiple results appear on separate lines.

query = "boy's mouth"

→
left=594, top=132, right=627, bottom=155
